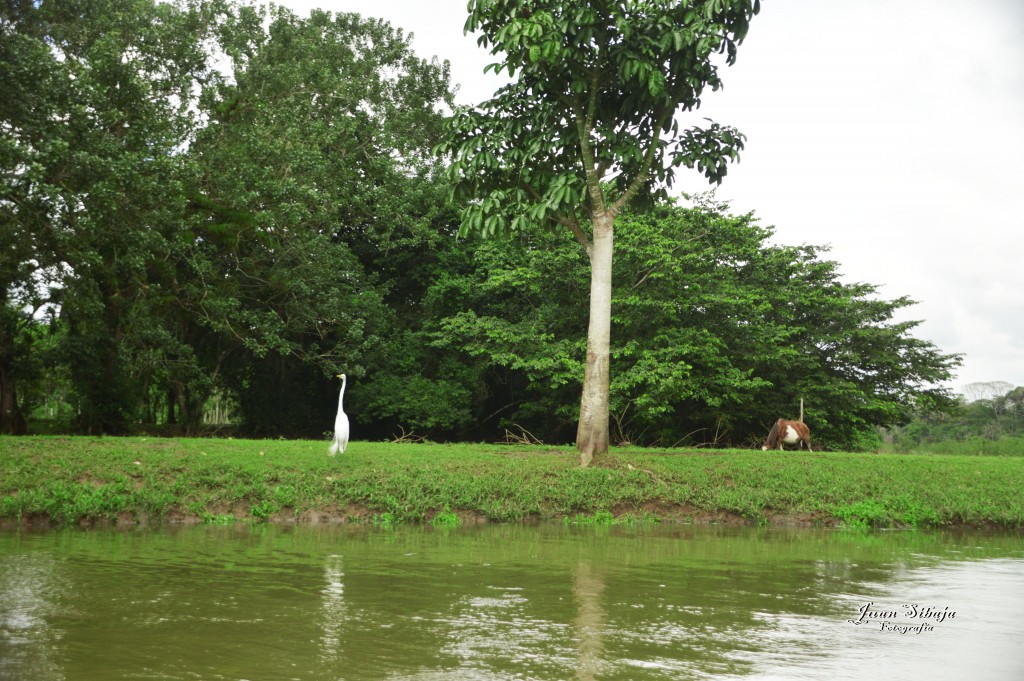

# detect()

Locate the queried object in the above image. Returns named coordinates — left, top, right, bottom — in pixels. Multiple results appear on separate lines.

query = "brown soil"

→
left=0, top=502, right=845, bottom=530
left=4, top=500, right=1012, bottom=531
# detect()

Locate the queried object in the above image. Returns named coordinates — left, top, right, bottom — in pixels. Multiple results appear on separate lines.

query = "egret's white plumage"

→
left=329, top=373, right=349, bottom=455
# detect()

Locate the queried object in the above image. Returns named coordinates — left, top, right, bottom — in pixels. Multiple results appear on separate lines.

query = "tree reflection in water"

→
left=574, top=559, right=605, bottom=681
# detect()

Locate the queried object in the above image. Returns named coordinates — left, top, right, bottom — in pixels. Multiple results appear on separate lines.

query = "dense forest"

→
left=2, top=0, right=964, bottom=449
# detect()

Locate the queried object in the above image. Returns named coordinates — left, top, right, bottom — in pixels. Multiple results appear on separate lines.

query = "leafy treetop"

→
left=437, top=0, right=759, bottom=249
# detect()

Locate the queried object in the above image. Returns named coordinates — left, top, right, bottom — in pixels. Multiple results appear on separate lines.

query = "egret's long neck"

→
left=338, top=377, right=346, bottom=411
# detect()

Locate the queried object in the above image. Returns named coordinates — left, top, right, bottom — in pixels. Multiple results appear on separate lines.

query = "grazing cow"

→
left=762, top=399, right=812, bottom=451
left=762, top=418, right=812, bottom=451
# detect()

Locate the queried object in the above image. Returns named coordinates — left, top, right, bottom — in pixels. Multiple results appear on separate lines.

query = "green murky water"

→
left=1, top=524, right=1022, bottom=680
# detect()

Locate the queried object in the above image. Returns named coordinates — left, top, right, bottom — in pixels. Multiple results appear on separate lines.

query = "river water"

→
left=1, top=524, right=1022, bottom=680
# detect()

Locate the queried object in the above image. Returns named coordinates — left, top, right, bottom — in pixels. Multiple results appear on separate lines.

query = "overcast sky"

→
left=281, top=0, right=1024, bottom=393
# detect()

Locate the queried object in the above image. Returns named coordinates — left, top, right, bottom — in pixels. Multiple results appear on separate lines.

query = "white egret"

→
left=329, top=373, right=349, bottom=455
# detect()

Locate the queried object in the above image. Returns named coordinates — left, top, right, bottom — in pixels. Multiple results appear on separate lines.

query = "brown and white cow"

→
left=762, top=418, right=812, bottom=451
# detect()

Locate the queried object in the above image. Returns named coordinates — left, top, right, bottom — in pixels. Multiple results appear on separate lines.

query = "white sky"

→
left=281, top=0, right=1024, bottom=392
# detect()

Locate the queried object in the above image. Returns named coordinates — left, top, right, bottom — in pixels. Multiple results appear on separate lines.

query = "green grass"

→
left=1, top=436, right=1023, bottom=529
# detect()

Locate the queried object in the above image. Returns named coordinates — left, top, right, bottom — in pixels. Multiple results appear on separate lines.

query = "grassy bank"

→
left=2, top=436, right=1023, bottom=529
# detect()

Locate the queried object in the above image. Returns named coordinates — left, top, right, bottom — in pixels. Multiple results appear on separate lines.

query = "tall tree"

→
left=436, top=0, right=759, bottom=465
left=2, top=0, right=215, bottom=432
left=186, top=4, right=455, bottom=435
left=1, top=0, right=67, bottom=433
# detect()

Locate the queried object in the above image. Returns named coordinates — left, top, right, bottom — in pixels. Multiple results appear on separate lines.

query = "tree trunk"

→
left=576, top=213, right=613, bottom=466
left=0, top=363, right=28, bottom=435
left=166, top=387, right=176, bottom=425
left=0, top=307, right=27, bottom=435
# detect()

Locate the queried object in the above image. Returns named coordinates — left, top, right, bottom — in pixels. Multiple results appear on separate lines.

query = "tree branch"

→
left=566, top=217, right=593, bottom=256
left=574, top=67, right=607, bottom=218
left=609, top=123, right=663, bottom=217
left=521, top=180, right=592, bottom=254
left=630, top=230, right=709, bottom=290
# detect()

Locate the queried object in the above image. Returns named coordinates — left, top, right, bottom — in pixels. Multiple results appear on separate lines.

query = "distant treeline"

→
left=2, top=0, right=960, bottom=449
left=886, top=386, right=1024, bottom=454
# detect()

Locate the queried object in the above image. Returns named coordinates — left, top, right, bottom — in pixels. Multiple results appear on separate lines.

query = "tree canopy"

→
left=440, top=0, right=758, bottom=238
left=426, top=198, right=961, bottom=450
left=2, top=0, right=455, bottom=435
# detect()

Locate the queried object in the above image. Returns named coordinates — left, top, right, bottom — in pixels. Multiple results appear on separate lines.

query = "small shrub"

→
left=430, top=507, right=460, bottom=527
left=274, top=484, right=297, bottom=508
left=566, top=509, right=616, bottom=526
left=250, top=501, right=277, bottom=521
left=834, top=500, right=888, bottom=528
